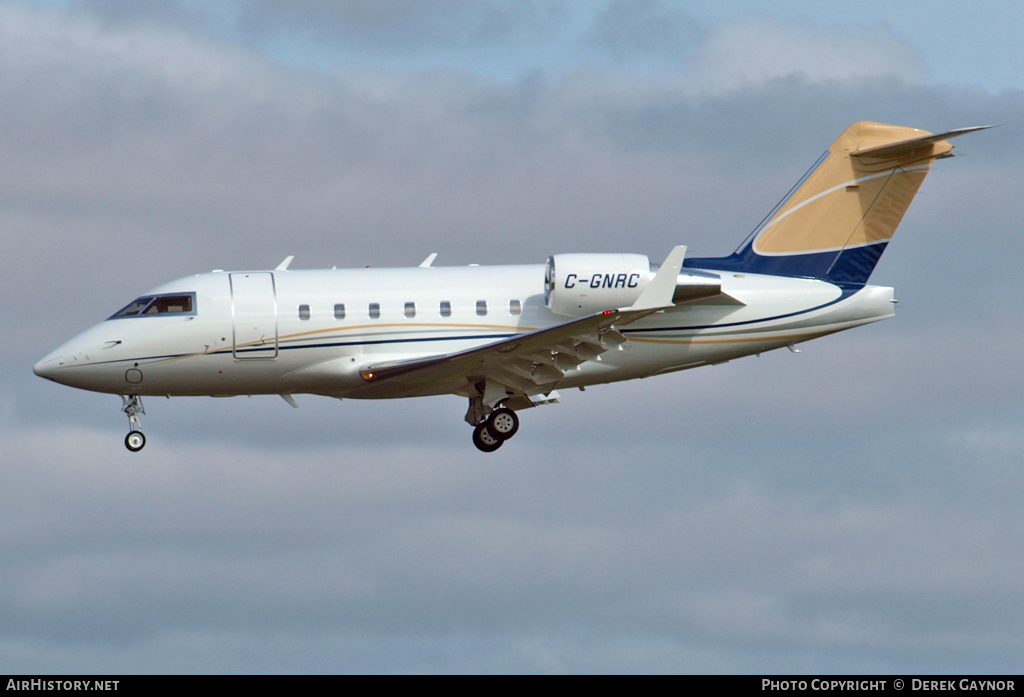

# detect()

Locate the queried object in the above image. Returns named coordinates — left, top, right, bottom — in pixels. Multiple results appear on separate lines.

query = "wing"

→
left=351, top=246, right=690, bottom=402
left=357, top=308, right=629, bottom=398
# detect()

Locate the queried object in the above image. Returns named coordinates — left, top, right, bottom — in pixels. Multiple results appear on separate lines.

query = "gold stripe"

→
left=157, top=321, right=539, bottom=364
left=276, top=321, right=533, bottom=344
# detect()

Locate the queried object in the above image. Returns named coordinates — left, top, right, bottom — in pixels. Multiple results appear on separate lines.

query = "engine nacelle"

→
left=544, top=253, right=653, bottom=317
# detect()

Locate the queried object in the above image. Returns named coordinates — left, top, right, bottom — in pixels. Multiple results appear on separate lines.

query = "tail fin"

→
left=691, top=122, right=988, bottom=285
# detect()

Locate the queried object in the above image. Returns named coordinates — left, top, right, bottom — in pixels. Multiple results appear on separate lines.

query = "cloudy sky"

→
left=3, top=0, right=1022, bottom=674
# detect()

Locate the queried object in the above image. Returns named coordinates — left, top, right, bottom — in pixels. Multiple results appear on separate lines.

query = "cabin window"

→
left=404, top=302, right=416, bottom=318
left=334, top=303, right=346, bottom=320
left=369, top=303, right=380, bottom=319
left=440, top=301, right=452, bottom=317
left=298, top=304, right=311, bottom=321
left=509, top=299, right=522, bottom=316
left=476, top=300, right=488, bottom=316
left=109, top=293, right=197, bottom=319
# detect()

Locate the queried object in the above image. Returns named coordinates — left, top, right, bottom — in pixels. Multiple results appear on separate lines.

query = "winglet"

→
left=276, top=256, right=295, bottom=271
left=419, top=253, right=438, bottom=268
left=628, top=246, right=687, bottom=311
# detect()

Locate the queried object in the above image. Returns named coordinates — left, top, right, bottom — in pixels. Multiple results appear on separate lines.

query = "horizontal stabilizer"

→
left=852, top=126, right=992, bottom=160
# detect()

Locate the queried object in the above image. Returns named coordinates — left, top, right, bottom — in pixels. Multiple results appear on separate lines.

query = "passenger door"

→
left=230, top=272, right=278, bottom=359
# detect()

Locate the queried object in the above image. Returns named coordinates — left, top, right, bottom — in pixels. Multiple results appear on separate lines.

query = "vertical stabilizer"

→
left=691, top=122, right=987, bottom=285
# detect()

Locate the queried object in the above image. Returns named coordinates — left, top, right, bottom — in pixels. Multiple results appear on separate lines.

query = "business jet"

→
left=34, top=122, right=987, bottom=452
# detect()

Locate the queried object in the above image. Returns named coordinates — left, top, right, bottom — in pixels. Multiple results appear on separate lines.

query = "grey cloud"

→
left=233, top=0, right=560, bottom=49
left=72, top=0, right=571, bottom=53
left=686, top=18, right=927, bottom=94
left=3, top=425, right=1022, bottom=672
left=587, top=0, right=701, bottom=62
left=69, top=1, right=701, bottom=75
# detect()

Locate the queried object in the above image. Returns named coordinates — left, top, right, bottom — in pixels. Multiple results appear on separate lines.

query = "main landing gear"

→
left=466, top=381, right=523, bottom=453
left=121, top=395, right=146, bottom=452
left=470, top=406, right=520, bottom=453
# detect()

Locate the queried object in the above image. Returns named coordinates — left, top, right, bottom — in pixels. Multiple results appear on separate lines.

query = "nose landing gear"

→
left=125, top=430, right=146, bottom=452
left=121, top=395, right=146, bottom=452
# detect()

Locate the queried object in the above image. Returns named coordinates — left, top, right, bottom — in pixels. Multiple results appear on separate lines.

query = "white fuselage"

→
left=34, top=264, right=895, bottom=400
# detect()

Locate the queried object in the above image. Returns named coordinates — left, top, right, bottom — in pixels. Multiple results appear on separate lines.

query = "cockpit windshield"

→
left=109, top=293, right=196, bottom=319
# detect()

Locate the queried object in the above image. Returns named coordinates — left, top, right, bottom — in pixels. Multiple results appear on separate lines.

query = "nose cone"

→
left=34, top=324, right=113, bottom=389
left=34, top=322, right=135, bottom=393
left=34, top=350, right=66, bottom=381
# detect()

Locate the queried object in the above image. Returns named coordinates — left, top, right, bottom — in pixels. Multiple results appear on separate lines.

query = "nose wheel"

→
left=125, top=430, right=147, bottom=452
left=471, top=406, right=520, bottom=452
left=121, top=395, right=146, bottom=452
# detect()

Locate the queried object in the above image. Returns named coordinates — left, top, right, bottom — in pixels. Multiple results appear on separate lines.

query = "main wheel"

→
left=486, top=407, right=519, bottom=440
left=472, top=422, right=503, bottom=452
left=125, top=431, right=146, bottom=452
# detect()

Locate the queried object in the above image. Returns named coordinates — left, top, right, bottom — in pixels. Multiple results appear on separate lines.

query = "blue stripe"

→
left=241, top=332, right=516, bottom=355
left=686, top=243, right=887, bottom=286
left=622, top=285, right=858, bottom=334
